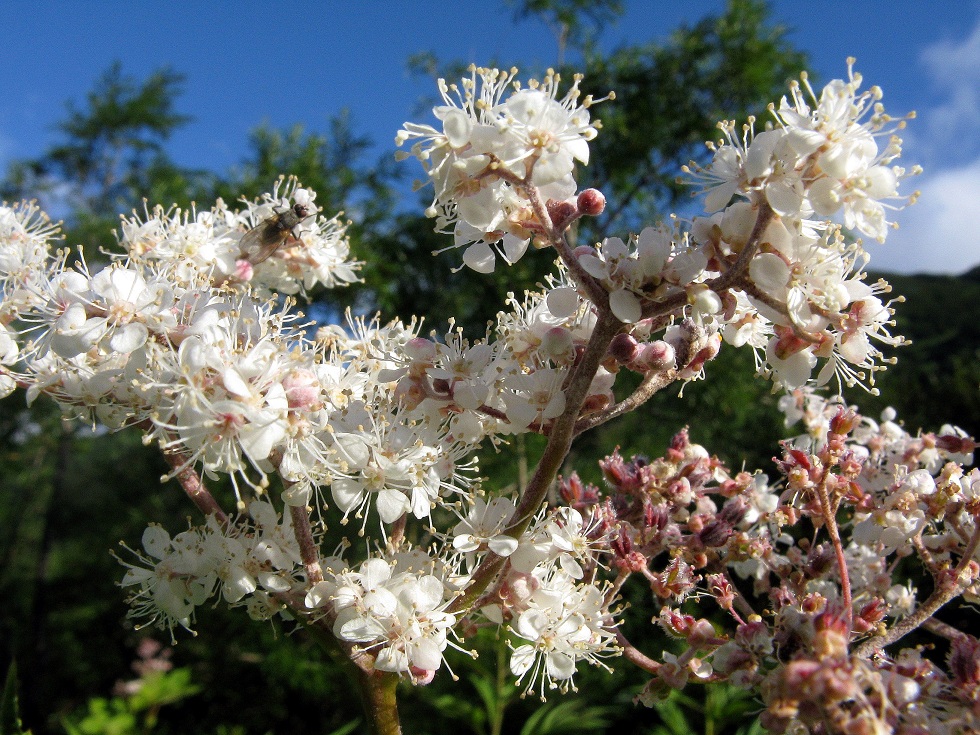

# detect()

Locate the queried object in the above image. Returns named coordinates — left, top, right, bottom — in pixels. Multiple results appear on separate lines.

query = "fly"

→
left=238, top=203, right=311, bottom=265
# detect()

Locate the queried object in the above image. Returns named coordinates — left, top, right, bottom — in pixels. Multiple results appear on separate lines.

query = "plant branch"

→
left=160, top=442, right=229, bottom=524
left=814, top=469, right=852, bottom=627
left=288, top=504, right=323, bottom=585
left=615, top=628, right=661, bottom=675
left=854, top=520, right=980, bottom=658
left=573, top=368, right=678, bottom=435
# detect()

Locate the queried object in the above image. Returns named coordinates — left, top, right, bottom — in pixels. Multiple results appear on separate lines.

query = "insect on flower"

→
left=239, top=203, right=311, bottom=265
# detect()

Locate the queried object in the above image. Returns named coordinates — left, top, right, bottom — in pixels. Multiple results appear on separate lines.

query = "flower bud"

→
left=699, top=519, right=732, bottom=547
left=576, top=188, right=606, bottom=216
left=632, top=340, right=675, bottom=372
left=282, top=368, right=320, bottom=409
left=404, top=337, right=437, bottom=363
left=936, top=433, right=976, bottom=454
left=547, top=199, right=578, bottom=231
left=608, top=332, right=640, bottom=364
left=540, top=326, right=574, bottom=361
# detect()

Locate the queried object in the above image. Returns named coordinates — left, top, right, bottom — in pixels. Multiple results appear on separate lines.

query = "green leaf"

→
left=325, top=720, right=362, bottom=735
left=519, top=699, right=613, bottom=735
left=1, top=661, right=30, bottom=735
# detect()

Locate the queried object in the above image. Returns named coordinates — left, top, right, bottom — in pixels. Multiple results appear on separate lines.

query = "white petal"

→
left=222, top=368, right=252, bottom=398
left=510, top=645, right=537, bottom=676
left=546, top=287, right=580, bottom=318
left=704, top=180, right=738, bottom=213
left=331, top=478, right=364, bottom=513
left=142, top=526, right=171, bottom=559
left=501, top=234, right=529, bottom=265
left=360, top=558, right=392, bottom=589
left=377, top=489, right=411, bottom=524
left=375, top=646, right=410, bottom=673
left=765, top=180, right=803, bottom=217
left=338, top=614, right=387, bottom=643
left=108, top=322, right=148, bottom=353
left=462, top=242, right=496, bottom=273
left=410, top=638, right=444, bottom=671
left=488, top=535, right=519, bottom=556
left=304, top=581, right=333, bottom=609
left=222, top=567, right=257, bottom=603
left=749, top=253, right=790, bottom=295
left=609, top=289, right=642, bottom=324
left=441, top=109, right=473, bottom=148
left=546, top=651, right=576, bottom=680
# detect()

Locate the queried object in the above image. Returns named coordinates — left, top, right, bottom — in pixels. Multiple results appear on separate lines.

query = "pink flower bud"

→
left=282, top=369, right=320, bottom=409
left=410, top=667, right=436, bottom=685
left=576, top=188, right=606, bottom=216
left=608, top=332, right=639, bottom=364
left=936, top=433, right=977, bottom=454
left=547, top=199, right=578, bottom=231
left=632, top=340, right=675, bottom=372
left=404, top=337, right=437, bottom=363
left=234, top=258, right=255, bottom=281
left=699, top=519, right=732, bottom=548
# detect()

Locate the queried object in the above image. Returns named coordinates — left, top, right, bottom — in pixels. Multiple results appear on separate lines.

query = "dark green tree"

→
left=1, top=62, right=199, bottom=253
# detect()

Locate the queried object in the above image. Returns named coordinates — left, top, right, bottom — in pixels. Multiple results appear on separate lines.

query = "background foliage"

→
left=1, top=2, right=976, bottom=733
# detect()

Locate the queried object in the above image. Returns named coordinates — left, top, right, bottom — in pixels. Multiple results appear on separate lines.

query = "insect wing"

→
left=238, top=204, right=310, bottom=265
left=239, top=216, right=289, bottom=265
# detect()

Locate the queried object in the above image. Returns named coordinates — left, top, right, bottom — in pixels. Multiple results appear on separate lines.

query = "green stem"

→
left=490, top=638, right=509, bottom=735
left=358, top=671, right=401, bottom=735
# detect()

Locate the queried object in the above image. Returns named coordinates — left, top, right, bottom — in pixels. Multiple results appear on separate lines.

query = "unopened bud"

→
left=404, top=337, right=437, bottom=363
left=699, top=519, right=732, bottom=547
left=633, top=340, right=675, bottom=372
left=936, top=433, right=976, bottom=454
left=576, top=188, right=606, bottom=216
left=282, top=368, right=320, bottom=409
left=608, top=332, right=640, bottom=364
left=547, top=199, right=578, bottom=231
left=718, top=496, right=748, bottom=526
left=829, top=407, right=858, bottom=436
left=540, top=326, right=574, bottom=361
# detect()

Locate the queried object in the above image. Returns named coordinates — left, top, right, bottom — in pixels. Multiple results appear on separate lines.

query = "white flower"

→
left=329, top=554, right=458, bottom=676
left=452, top=496, right=519, bottom=556
left=397, top=66, right=606, bottom=272
left=508, top=569, right=617, bottom=695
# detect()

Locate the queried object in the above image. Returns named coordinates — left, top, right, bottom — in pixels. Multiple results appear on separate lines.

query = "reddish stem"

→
left=161, top=446, right=229, bottom=524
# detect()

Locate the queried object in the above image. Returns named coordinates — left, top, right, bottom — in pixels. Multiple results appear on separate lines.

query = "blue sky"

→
left=2, top=1, right=979, bottom=274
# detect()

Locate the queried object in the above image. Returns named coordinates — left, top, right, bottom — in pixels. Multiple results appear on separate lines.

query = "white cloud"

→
left=874, top=158, right=980, bottom=274
left=871, top=12, right=980, bottom=274
left=914, top=18, right=980, bottom=165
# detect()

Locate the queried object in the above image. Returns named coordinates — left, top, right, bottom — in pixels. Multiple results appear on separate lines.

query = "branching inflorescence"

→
left=2, top=61, right=977, bottom=735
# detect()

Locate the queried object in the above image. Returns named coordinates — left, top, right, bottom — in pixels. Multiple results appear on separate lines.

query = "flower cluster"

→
left=557, top=402, right=978, bottom=733
left=397, top=66, right=608, bottom=272
left=117, top=501, right=304, bottom=635
left=3, top=60, right=978, bottom=735
left=306, top=552, right=460, bottom=680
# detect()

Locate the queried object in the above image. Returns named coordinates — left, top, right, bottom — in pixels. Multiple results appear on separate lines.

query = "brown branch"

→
left=815, top=469, right=852, bottom=627
left=160, top=443, right=229, bottom=524
left=573, top=368, right=678, bottom=435
left=923, top=617, right=970, bottom=644
left=523, top=182, right=609, bottom=308
left=615, top=628, right=661, bottom=675
left=289, top=504, right=323, bottom=585
left=448, top=309, right=623, bottom=613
